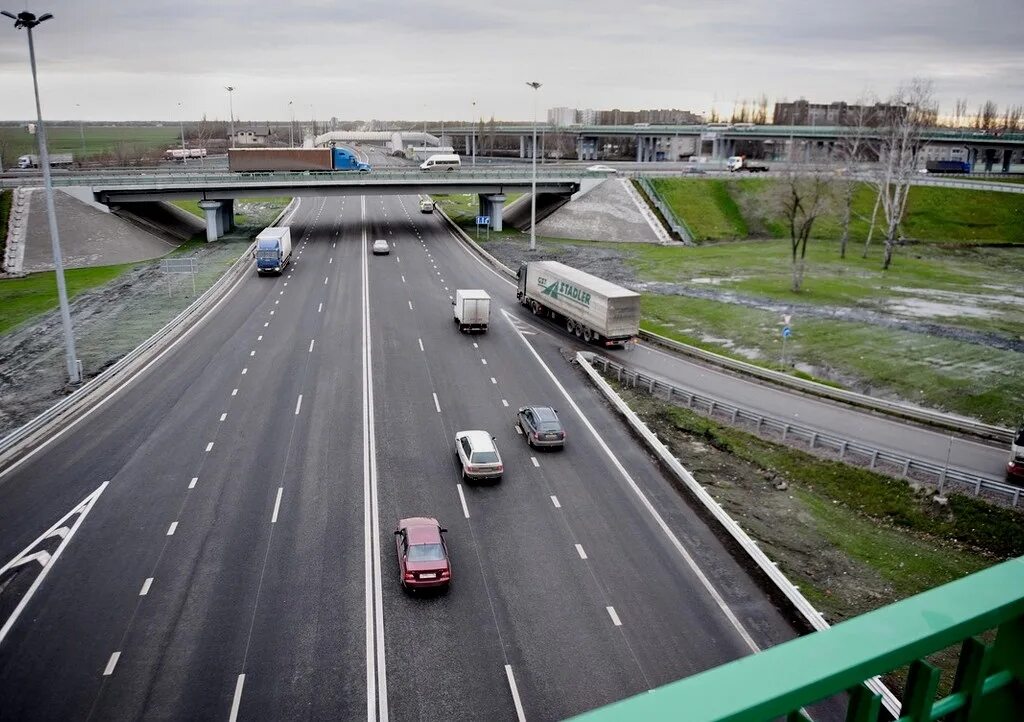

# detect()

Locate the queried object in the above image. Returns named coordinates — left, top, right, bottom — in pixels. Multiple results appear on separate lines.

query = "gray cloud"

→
left=0, top=0, right=1021, bottom=121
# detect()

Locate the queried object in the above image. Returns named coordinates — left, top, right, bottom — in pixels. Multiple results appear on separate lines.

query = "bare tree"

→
left=834, top=99, right=876, bottom=259
left=952, top=98, right=969, bottom=127
left=753, top=94, right=769, bottom=125
left=768, top=169, right=834, bottom=291
left=872, top=79, right=936, bottom=270
left=1002, top=105, right=1023, bottom=131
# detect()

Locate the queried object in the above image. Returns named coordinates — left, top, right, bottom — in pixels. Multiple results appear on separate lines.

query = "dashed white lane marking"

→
left=264, top=322, right=269, bottom=327
left=270, top=310, right=274, bottom=316
left=473, top=343, right=478, bottom=349
left=295, top=394, right=303, bottom=415
left=505, top=665, right=527, bottom=722
left=232, top=389, right=238, bottom=396
left=329, top=258, right=333, bottom=264
left=324, top=276, right=329, bottom=285
left=103, top=651, right=121, bottom=676
left=408, top=301, right=413, bottom=310
left=189, top=477, right=198, bottom=489
left=514, top=425, right=522, bottom=435
left=607, top=606, right=622, bottom=626
left=456, top=484, right=470, bottom=519
left=274, top=300, right=279, bottom=305
left=551, top=495, right=561, bottom=508
left=481, top=359, right=488, bottom=365
left=531, top=457, right=539, bottom=467
left=318, top=302, right=323, bottom=313
left=271, top=487, right=283, bottom=523
left=250, top=351, right=255, bottom=357
left=166, top=522, right=178, bottom=536
left=396, top=257, right=400, bottom=263
left=308, top=339, right=315, bottom=353
left=401, top=275, right=406, bottom=283
left=279, top=290, right=284, bottom=295
left=432, top=393, right=441, bottom=413
left=332, top=241, right=336, bottom=248
left=418, top=338, right=424, bottom=351
left=490, top=377, right=497, bottom=384
left=502, top=399, right=509, bottom=407
left=229, top=674, right=246, bottom=722
left=283, top=282, right=288, bottom=287
left=205, top=442, right=214, bottom=452
left=576, top=544, right=588, bottom=560
left=242, top=368, right=247, bottom=375
left=219, top=413, right=227, bottom=422
left=139, top=578, right=153, bottom=596
left=257, top=335, right=262, bottom=341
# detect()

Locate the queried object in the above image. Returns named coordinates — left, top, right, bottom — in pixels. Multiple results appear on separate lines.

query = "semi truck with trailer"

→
left=924, top=160, right=971, bottom=174
left=727, top=155, right=769, bottom=173
left=452, top=290, right=491, bottom=333
left=516, top=261, right=640, bottom=346
left=165, top=148, right=208, bottom=161
left=254, top=226, right=292, bottom=275
left=17, top=153, right=73, bottom=169
left=229, top=147, right=370, bottom=173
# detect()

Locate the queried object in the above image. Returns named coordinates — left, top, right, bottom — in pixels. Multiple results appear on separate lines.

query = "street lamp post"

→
left=2, top=9, right=80, bottom=383
left=289, top=100, right=294, bottom=147
left=472, top=100, right=476, bottom=167
left=177, top=101, right=187, bottom=165
left=225, top=85, right=235, bottom=146
left=526, top=81, right=542, bottom=251
left=75, top=102, right=85, bottom=158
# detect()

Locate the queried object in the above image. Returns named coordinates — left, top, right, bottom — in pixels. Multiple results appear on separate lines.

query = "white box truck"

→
left=254, top=227, right=292, bottom=276
left=17, top=153, right=73, bottom=169
left=516, top=261, right=640, bottom=346
left=453, top=290, right=490, bottom=333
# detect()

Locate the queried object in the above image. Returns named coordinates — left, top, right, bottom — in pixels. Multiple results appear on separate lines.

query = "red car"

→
left=394, top=517, right=451, bottom=591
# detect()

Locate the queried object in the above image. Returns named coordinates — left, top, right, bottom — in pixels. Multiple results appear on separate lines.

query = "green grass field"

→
left=0, top=263, right=137, bottom=335
left=649, top=179, right=1024, bottom=245
left=1, top=125, right=180, bottom=160
left=0, top=189, right=11, bottom=258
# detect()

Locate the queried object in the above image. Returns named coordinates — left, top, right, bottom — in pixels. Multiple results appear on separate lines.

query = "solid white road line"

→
left=502, top=399, right=509, bottom=407
left=189, top=477, right=198, bottom=489
left=418, top=338, right=424, bottom=352
left=456, top=484, right=470, bottom=519
left=229, top=674, right=245, bottom=722
left=309, top=339, right=315, bottom=353
left=219, top=413, right=227, bottom=422
left=576, top=544, right=588, bottom=560
left=607, top=606, right=622, bottom=626
left=502, top=308, right=761, bottom=653
left=531, top=457, right=539, bottom=467
left=103, top=651, right=121, bottom=676
left=433, top=393, right=441, bottom=414
left=140, top=578, right=153, bottom=596
left=205, top=442, right=214, bottom=452
left=551, top=495, right=561, bottom=508
left=295, top=394, right=303, bottom=415
left=271, top=487, right=283, bottom=523
left=166, top=522, right=178, bottom=536
left=504, top=665, right=527, bottom=722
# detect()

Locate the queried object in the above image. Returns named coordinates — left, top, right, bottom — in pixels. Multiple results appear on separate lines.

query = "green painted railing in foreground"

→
left=574, top=557, right=1024, bottom=721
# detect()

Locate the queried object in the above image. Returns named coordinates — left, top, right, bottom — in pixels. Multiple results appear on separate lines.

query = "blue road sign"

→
left=782, top=326, right=792, bottom=338
left=476, top=215, right=490, bottom=226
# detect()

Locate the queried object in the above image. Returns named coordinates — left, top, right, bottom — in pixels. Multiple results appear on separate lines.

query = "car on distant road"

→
left=419, top=199, right=435, bottom=213
left=586, top=164, right=617, bottom=174
left=372, top=239, right=390, bottom=255
left=516, top=406, right=565, bottom=449
left=394, top=517, right=451, bottom=591
left=455, top=430, right=503, bottom=482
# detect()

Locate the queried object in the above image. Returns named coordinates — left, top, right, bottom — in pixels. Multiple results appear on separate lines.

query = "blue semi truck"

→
left=228, top=147, right=370, bottom=172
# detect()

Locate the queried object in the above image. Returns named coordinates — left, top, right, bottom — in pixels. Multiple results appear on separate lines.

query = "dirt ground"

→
left=0, top=201, right=283, bottom=436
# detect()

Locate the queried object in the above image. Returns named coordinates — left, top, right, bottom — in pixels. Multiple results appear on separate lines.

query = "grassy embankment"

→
left=0, top=125, right=180, bottom=160
left=431, top=193, right=525, bottom=241
left=0, top=189, right=11, bottom=261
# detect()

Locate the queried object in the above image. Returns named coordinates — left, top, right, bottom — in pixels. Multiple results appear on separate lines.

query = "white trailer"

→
left=516, top=261, right=640, bottom=346
left=453, top=289, right=491, bottom=333
left=17, top=153, right=73, bottom=169
left=254, top=226, right=292, bottom=275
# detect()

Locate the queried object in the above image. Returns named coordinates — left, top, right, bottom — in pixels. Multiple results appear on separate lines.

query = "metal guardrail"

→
left=638, top=330, right=1013, bottom=444
left=0, top=198, right=296, bottom=471
left=635, top=177, right=694, bottom=244
left=591, top=355, right=1021, bottom=506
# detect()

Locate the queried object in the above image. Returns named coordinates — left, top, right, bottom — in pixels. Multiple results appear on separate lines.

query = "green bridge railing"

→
left=575, top=557, right=1024, bottom=721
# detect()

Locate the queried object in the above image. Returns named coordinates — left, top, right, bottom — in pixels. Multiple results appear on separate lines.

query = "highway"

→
left=0, top=193, right=808, bottom=720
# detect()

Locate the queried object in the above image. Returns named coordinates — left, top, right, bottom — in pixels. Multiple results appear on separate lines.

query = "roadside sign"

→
left=782, top=326, right=791, bottom=338
left=475, top=215, right=490, bottom=226
left=160, top=257, right=197, bottom=296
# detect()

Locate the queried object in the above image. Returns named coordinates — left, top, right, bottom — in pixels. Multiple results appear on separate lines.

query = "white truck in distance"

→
left=727, top=155, right=769, bottom=173
left=165, top=148, right=208, bottom=161
left=17, top=153, right=73, bottom=169
left=453, top=290, right=490, bottom=333
left=516, top=261, right=640, bottom=346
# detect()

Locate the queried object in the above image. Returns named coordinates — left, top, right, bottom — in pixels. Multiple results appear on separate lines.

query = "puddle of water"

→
left=890, top=286, right=1024, bottom=308
left=885, top=298, right=998, bottom=319
left=690, top=276, right=744, bottom=285
left=700, top=335, right=735, bottom=348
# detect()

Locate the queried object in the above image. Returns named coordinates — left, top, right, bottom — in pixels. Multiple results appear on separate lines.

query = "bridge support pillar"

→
left=218, top=199, right=235, bottom=234
left=198, top=200, right=225, bottom=242
left=484, top=194, right=505, bottom=231
left=520, top=135, right=526, bottom=159
left=1002, top=148, right=1012, bottom=172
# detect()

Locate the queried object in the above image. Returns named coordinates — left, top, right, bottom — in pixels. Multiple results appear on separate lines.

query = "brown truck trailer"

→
left=228, top=148, right=333, bottom=172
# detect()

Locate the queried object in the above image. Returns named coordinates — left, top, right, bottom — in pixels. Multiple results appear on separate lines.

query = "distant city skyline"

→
left=1, top=0, right=1021, bottom=123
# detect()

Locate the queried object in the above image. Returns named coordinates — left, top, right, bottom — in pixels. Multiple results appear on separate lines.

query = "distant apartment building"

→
left=772, top=100, right=907, bottom=127
left=547, top=107, right=578, bottom=127
left=578, top=108, right=597, bottom=125
left=596, top=108, right=702, bottom=125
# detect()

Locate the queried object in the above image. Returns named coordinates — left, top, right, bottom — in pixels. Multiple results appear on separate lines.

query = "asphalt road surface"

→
left=0, top=193, right=817, bottom=720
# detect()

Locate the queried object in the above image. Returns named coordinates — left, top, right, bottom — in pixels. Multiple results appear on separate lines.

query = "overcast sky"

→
left=0, top=0, right=1021, bottom=122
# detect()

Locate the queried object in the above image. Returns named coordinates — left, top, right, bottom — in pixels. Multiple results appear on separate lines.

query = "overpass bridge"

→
left=0, top=168, right=597, bottom=240
left=431, top=123, right=1024, bottom=171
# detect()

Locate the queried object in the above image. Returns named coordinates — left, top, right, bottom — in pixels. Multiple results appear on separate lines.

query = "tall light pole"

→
left=289, top=100, right=294, bottom=147
left=3, top=9, right=80, bottom=383
left=225, top=85, right=235, bottom=146
left=177, top=101, right=187, bottom=165
left=471, top=100, right=477, bottom=167
left=75, top=102, right=85, bottom=158
left=526, top=81, right=542, bottom=251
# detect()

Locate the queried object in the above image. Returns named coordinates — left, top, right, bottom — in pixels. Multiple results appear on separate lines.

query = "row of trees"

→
left=775, top=79, right=940, bottom=291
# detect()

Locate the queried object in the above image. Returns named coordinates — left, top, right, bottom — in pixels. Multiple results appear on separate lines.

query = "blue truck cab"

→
left=332, top=147, right=371, bottom=172
left=254, top=226, right=293, bottom=276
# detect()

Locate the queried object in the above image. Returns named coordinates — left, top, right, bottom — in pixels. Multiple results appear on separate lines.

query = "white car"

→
left=372, top=239, right=389, bottom=255
left=455, top=430, right=503, bottom=482
left=586, top=164, right=617, bottom=174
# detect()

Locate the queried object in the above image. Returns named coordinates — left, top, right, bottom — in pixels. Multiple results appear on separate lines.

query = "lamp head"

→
left=526, top=81, right=542, bottom=90
left=3, top=10, right=53, bottom=28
